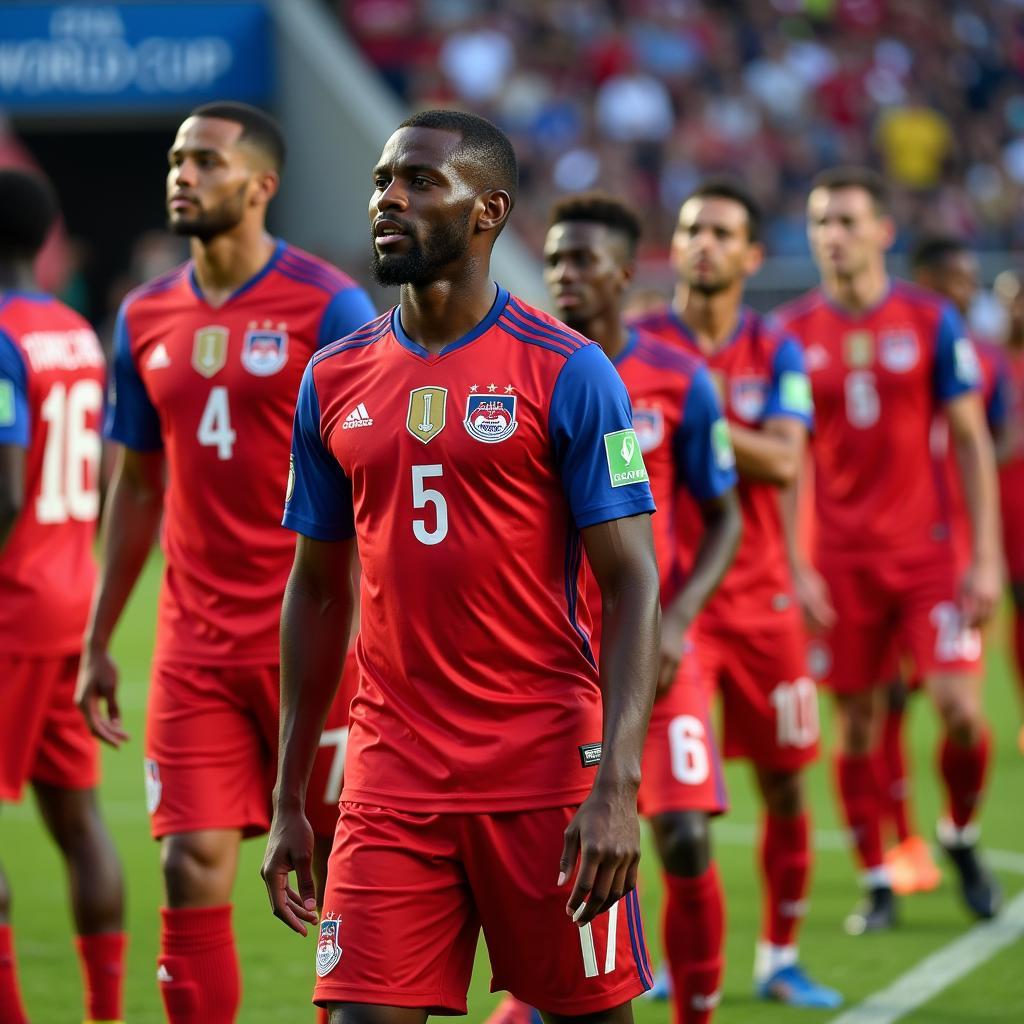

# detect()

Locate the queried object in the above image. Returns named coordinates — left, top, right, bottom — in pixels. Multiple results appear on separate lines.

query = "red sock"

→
left=760, top=813, right=811, bottom=947
left=663, top=865, right=725, bottom=1024
left=0, top=925, right=29, bottom=1024
left=879, top=702, right=914, bottom=843
left=834, top=753, right=885, bottom=872
left=940, top=728, right=991, bottom=829
left=159, top=905, right=240, bottom=1024
left=76, top=931, right=126, bottom=1021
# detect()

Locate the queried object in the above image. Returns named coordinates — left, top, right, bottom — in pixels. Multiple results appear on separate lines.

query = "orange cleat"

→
left=885, top=835, right=942, bottom=894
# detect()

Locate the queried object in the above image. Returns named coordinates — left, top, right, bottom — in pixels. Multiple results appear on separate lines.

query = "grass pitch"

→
left=4, top=553, right=1023, bottom=1022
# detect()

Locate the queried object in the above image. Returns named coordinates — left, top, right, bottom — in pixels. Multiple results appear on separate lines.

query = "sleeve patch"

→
left=0, top=380, right=14, bottom=427
left=603, top=428, right=650, bottom=488
left=953, top=338, right=980, bottom=385
left=779, top=370, right=813, bottom=414
left=712, top=418, right=736, bottom=470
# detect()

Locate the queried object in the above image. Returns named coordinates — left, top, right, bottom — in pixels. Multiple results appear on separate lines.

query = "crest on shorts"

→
left=144, top=758, right=162, bottom=815
left=463, top=393, right=518, bottom=443
left=730, top=376, right=770, bottom=422
left=407, top=386, right=447, bottom=444
left=241, top=321, right=289, bottom=376
left=632, top=407, right=664, bottom=453
left=843, top=331, right=874, bottom=369
left=192, top=325, right=229, bottom=378
left=315, top=917, right=343, bottom=977
left=879, top=329, right=919, bottom=373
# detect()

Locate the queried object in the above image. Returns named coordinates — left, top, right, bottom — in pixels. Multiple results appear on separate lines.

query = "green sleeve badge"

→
left=0, top=380, right=15, bottom=428
left=779, top=371, right=813, bottom=415
left=711, top=418, right=735, bottom=470
left=953, top=338, right=980, bottom=385
left=604, top=428, right=650, bottom=488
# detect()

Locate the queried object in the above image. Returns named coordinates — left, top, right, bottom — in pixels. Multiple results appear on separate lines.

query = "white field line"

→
left=826, top=887, right=1024, bottom=1024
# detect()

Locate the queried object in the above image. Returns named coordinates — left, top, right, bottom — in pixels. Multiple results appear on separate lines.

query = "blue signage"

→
left=0, top=3, right=271, bottom=112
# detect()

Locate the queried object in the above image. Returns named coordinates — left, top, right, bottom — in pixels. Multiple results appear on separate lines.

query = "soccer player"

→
left=874, top=234, right=1010, bottom=895
left=261, top=110, right=661, bottom=1023
left=0, top=170, right=126, bottom=1024
left=634, top=181, right=841, bottom=1007
left=776, top=168, right=1002, bottom=933
left=75, top=102, right=376, bottom=1022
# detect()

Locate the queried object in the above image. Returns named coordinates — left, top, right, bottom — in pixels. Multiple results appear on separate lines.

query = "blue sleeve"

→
left=673, top=365, right=737, bottom=500
left=986, top=360, right=1010, bottom=431
left=282, top=361, right=355, bottom=540
left=103, top=306, right=163, bottom=450
left=762, top=336, right=814, bottom=428
left=0, top=330, right=30, bottom=448
left=933, top=304, right=980, bottom=403
left=549, top=343, right=656, bottom=529
left=316, top=287, right=378, bottom=351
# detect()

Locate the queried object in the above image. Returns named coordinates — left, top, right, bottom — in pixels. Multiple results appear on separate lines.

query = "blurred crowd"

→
left=341, top=0, right=1024, bottom=257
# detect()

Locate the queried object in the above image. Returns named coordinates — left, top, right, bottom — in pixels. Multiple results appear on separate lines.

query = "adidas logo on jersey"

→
left=146, top=343, right=171, bottom=370
left=342, top=402, right=373, bottom=429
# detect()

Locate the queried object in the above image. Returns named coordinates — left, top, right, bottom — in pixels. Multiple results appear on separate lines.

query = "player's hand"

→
left=657, top=610, right=688, bottom=697
left=261, top=805, right=319, bottom=936
left=558, top=782, right=640, bottom=927
left=959, top=558, right=1001, bottom=627
left=794, top=563, right=836, bottom=633
left=75, top=647, right=130, bottom=748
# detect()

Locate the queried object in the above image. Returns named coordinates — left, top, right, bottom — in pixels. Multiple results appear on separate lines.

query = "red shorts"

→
left=638, top=653, right=727, bottom=817
left=697, top=614, right=820, bottom=771
left=1001, top=477, right=1024, bottom=580
left=314, top=802, right=653, bottom=1014
left=0, top=654, right=98, bottom=801
left=145, top=653, right=358, bottom=840
left=816, top=550, right=982, bottom=694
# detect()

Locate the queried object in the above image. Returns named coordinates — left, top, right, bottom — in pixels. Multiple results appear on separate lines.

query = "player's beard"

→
left=371, top=208, right=472, bottom=287
left=167, top=182, right=248, bottom=243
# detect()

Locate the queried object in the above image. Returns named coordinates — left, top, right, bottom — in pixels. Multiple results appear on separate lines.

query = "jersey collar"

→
left=669, top=304, right=748, bottom=355
left=187, top=238, right=286, bottom=308
left=392, top=284, right=509, bottom=359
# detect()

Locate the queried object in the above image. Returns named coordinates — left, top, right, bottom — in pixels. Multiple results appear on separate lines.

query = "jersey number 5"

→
left=36, top=379, right=102, bottom=524
left=411, top=464, right=448, bottom=545
left=197, top=386, right=236, bottom=460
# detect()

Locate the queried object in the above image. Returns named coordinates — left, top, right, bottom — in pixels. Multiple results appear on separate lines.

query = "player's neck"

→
left=575, top=309, right=628, bottom=361
left=399, top=273, right=498, bottom=354
left=822, top=266, right=889, bottom=315
left=0, top=262, right=37, bottom=293
left=190, top=228, right=277, bottom=307
left=671, top=284, right=743, bottom=353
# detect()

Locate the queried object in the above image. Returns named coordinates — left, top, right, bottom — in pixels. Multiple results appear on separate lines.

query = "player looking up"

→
left=261, top=110, right=661, bottom=1024
left=0, top=169, right=127, bottom=1024
left=634, top=180, right=841, bottom=1008
left=777, top=168, right=1002, bottom=934
left=76, top=102, right=375, bottom=1023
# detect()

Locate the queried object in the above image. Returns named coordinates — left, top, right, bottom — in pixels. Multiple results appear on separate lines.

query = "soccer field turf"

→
left=4, top=553, right=1024, bottom=1022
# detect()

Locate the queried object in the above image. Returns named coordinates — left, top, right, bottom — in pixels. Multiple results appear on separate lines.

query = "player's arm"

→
left=0, top=444, right=25, bottom=550
left=0, top=333, right=29, bottom=549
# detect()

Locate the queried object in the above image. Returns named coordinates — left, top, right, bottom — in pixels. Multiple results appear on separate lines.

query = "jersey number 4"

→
left=197, top=386, right=236, bottom=460
left=36, top=379, right=102, bottom=524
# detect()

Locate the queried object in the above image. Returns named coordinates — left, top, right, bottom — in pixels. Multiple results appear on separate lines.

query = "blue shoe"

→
left=643, top=962, right=672, bottom=1000
left=757, top=963, right=844, bottom=1008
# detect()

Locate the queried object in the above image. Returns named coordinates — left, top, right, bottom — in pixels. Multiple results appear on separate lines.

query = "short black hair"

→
left=811, top=166, right=888, bottom=213
left=189, top=101, right=286, bottom=170
left=0, top=169, right=59, bottom=260
left=548, top=192, right=642, bottom=256
left=398, top=108, right=518, bottom=206
left=684, top=177, right=763, bottom=242
left=910, top=233, right=970, bottom=272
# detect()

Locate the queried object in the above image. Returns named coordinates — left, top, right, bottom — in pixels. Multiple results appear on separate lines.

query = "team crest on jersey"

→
left=192, top=326, right=229, bottom=378
left=407, top=386, right=447, bottom=444
left=144, top=759, right=162, bottom=815
left=879, top=329, right=919, bottom=373
left=241, top=322, right=289, bottom=376
left=315, top=916, right=343, bottom=977
left=843, top=331, right=874, bottom=368
left=633, top=407, right=664, bottom=452
left=464, top=393, right=518, bottom=443
left=730, top=376, right=769, bottom=422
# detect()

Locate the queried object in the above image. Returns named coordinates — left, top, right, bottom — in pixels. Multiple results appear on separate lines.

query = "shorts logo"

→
left=578, top=742, right=602, bottom=767
left=315, top=917, right=343, bottom=977
left=0, top=380, right=14, bottom=427
left=241, top=322, right=289, bottom=376
left=632, top=407, right=664, bottom=453
left=407, top=387, right=447, bottom=444
left=144, top=759, right=162, bottom=815
left=464, top=393, right=517, bottom=443
left=730, top=376, right=769, bottom=421
left=285, top=454, right=295, bottom=504
left=879, top=329, right=919, bottom=373
left=843, top=331, right=874, bottom=368
left=604, top=428, right=649, bottom=488
left=192, top=326, right=229, bottom=378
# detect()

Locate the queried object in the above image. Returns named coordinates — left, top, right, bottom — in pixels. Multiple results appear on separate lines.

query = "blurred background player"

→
left=993, top=269, right=1024, bottom=751
left=875, top=234, right=1011, bottom=896
left=0, top=169, right=126, bottom=1024
left=634, top=181, right=841, bottom=1008
left=777, top=168, right=1002, bottom=934
left=75, top=103, right=374, bottom=1023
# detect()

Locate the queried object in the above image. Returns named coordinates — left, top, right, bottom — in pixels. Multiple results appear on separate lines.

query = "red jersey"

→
left=1000, top=345, right=1024, bottom=575
left=284, top=288, right=656, bottom=812
left=106, top=240, right=376, bottom=665
left=775, top=282, right=978, bottom=559
left=0, top=292, right=104, bottom=655
left=633, top=307, right=813, bottom=630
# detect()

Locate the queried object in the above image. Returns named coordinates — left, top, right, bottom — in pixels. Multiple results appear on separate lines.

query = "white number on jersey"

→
left=317, top=726, right=350, bottom=805
left=197, top=386, right=236, bottom=460
left=844, top=370, right=880, bottom=429
left=668, top=714, right=711, bottom=785
left=769, top=677, right=820, bottom=748
left=411, top=464, right=448, bottom=545
left=35, top=379, right=102, bottom=524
